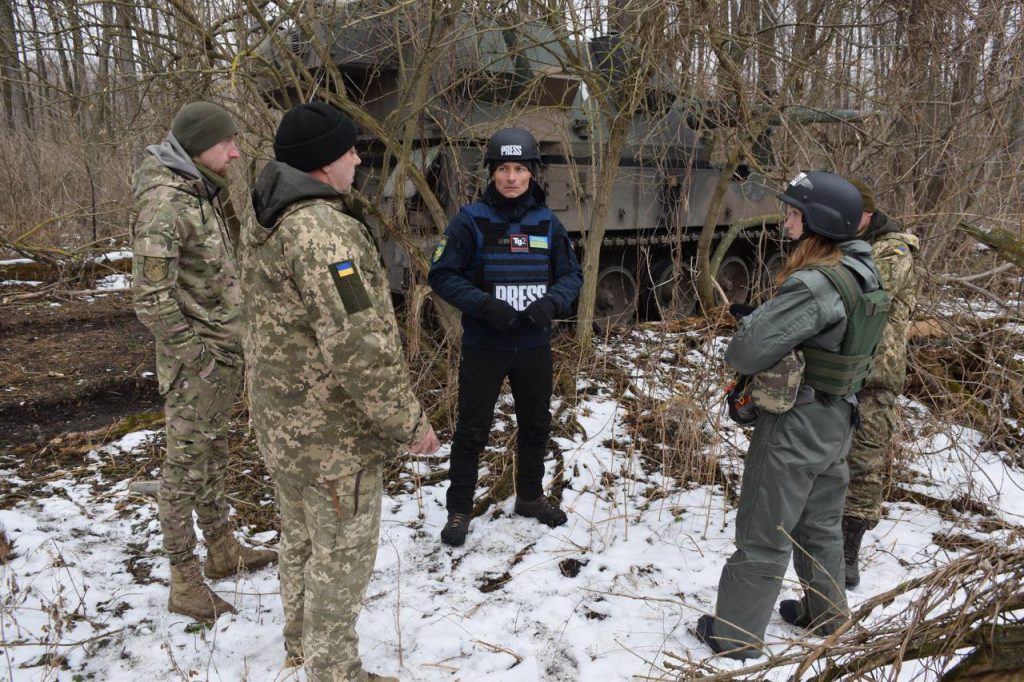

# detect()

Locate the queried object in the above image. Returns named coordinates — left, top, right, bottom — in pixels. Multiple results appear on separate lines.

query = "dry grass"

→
left=0, top=525, right=13, bottom=563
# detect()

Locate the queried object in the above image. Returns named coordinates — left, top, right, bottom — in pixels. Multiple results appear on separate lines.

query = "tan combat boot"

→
left=204, top=531, right=277, bottom=580
left=283, top=642, right=303, bottom=668
left=168, top=557, right=237, bottom=620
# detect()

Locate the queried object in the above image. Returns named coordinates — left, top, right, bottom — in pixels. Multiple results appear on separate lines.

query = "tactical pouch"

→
left=750, top=349, right=806, bottom=414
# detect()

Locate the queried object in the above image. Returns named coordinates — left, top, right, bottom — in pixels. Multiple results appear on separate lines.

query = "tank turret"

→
left=255, top=4, right=855, bottom=323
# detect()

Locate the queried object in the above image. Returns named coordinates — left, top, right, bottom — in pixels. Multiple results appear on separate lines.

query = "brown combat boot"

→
left=204, top=531, right=277, bottom=580
left=283, top=643, right=303, bottom=668
left=168, top=557, right=237, bottom=620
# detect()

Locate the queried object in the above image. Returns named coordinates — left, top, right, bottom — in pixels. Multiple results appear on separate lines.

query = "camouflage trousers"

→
left=276, top=459, right=383, bottom=682
left=844, top=387, right=897, bottom=527
left=159, top=362, right=241, bottom=565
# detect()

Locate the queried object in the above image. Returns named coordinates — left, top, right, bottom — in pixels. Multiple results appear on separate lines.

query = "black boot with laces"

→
left=514, top=495, right=568, bottom=527
left=441, top=512, right=470, bottom=546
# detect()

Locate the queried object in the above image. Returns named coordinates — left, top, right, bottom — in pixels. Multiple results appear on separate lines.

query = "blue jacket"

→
left=428, top=181, right=583, bottom=350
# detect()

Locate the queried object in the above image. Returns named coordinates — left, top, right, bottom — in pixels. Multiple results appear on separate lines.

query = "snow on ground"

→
left=2, top=331, right=1021, bottom=681
left=94, top=273, right=131, bottom=290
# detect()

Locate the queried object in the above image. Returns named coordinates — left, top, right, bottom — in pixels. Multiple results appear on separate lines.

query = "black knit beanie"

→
left=171, top=101, right=238, bottom=157
left=274, top=102, right=357, bottom=172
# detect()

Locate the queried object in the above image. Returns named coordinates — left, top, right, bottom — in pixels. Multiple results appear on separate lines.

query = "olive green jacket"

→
left=131, top=134, right=241, bottom=394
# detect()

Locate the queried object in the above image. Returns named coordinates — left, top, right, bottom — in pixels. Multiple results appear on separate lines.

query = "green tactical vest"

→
left=801, top=263, right=891, bottom=396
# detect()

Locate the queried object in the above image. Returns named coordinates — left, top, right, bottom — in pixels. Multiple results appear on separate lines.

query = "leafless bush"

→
left=0, top=524, right=13, bottom=563
left=657, top=542, right=1024, bottom=681
left=0, top=131, right=137, bottom=256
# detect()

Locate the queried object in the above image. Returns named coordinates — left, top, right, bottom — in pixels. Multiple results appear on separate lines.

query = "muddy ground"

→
left=0, top=289, right=161, bottom=452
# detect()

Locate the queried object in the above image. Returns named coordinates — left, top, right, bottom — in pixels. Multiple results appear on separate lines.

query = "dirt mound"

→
left=0, top=290, right=160, bottom=451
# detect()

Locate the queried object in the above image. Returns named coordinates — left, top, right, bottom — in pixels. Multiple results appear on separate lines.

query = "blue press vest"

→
left=462, top=201, right=554, bottom=310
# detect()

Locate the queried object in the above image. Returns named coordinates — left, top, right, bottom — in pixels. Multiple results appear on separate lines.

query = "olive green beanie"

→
left=848, top=177, right=876, bottom=212
left=171, top=101, right=238, bottom=157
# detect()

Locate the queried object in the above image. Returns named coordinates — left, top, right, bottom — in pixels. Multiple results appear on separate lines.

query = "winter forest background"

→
left=1, top=1, right=1023, bottom=680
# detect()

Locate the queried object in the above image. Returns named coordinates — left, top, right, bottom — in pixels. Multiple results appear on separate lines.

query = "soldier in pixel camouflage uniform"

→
left=242, top=101, right=439, bottom=682
left=132, top=101, right=277, bottom=622
left=842, top=179, right=919, bottom=588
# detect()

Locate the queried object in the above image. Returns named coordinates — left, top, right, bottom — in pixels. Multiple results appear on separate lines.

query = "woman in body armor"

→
left=428, top=128, right=583, bottom=547
left=697, top=171, right=889, bottom=659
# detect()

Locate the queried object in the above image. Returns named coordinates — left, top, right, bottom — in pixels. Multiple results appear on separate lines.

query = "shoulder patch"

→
left=329, top=260, right=372, bottom=314
left=142, top=256, right=170, bottom=282
left=432, top=236, right=448, bottom=263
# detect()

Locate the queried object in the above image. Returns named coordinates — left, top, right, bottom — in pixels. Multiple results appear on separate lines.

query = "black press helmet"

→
left=485, top=128, right=540, bottom=173
left=777, top=171, right=862, bottom=240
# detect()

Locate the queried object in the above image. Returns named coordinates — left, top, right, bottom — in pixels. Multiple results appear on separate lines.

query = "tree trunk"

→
left=0, top=0, right=27, bottom=130
left=575, top=114, right=631, bottom=347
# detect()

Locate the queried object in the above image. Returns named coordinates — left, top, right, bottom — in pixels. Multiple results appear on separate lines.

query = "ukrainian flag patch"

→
left=528, top=235, right=548, bottom=250
left=432, top=236, right=448, bottom=263
left=329, top=260, right=372, bottom=314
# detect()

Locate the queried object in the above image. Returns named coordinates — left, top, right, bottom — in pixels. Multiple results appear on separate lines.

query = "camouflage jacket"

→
left=727, top=240, right=882, bottom=402
left=242, top=161, right=430, bottom=485
left=132, top=134, right=241, bottom=394
left=864, top=211, right=919, bottom=392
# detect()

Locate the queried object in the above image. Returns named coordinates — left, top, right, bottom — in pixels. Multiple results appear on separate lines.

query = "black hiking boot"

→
left=694, top=615, right=763, bottom=660
left=780, top=599, right=845, bottom=636
left=514, top=495, right=568, bottom=527
left=694, top=615, right=725, bottom=654
left=842, top=515, right=868, bottom=589
left=441, top=512, right=470, bottom=547
left=779, top=599, right=812, bottom=629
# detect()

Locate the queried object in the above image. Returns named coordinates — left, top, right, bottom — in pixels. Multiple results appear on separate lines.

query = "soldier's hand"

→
left=729, top=303, right=757, bottom=320
left=409, top=426, right=440, bottom=455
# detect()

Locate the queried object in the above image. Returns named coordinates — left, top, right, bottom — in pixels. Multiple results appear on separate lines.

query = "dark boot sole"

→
left=440, top=532, right=467, bottom=547
left=514, top=511, right=566, bottom=528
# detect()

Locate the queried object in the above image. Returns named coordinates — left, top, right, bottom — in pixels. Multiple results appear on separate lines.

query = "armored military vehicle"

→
left=256, top=4, right=856, bottom=324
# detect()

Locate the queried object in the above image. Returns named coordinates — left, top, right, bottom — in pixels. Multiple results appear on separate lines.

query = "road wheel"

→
left=594, top=265, right=637, bottom=329
left=716, top=255, right=752, bottom=305
left=650, top=259, right=698, bottom=320
left=754, top=250, right=785, bottom=302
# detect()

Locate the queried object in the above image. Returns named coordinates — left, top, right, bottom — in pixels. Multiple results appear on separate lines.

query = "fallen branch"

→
left=2, top=287, right=129, bottom=304
left=957, top=222, right=1024, bottom=269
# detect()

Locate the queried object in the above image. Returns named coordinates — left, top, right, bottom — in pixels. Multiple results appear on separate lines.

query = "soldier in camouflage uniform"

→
left=242, top=102, right=439, bottom=682
left=132, top=101, right=277, bottom=621
left=842, top=179, right=919, bottom=588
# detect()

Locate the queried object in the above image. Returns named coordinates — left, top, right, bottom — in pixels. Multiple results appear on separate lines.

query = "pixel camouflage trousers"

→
left=276, top=459, right=384, bottom=682
left=844, top=387, right=897, bottom=527
left=159, top=362, right=241, bottom=564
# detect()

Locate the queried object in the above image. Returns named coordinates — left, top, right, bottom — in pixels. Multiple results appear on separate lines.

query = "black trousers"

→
left=446, top=344, right=553, bottom=514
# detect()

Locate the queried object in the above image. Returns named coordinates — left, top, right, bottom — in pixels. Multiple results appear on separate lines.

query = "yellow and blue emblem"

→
left=528, top=235, right=548, bottom=250
left=329, top=259, right=371, bottom=314
left=432, top=236, right=448, bottom=263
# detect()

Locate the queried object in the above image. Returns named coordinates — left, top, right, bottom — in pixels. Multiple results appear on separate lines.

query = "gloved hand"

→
left=522, top=296, right=558, bottom=328
left=479, top=296, right=521, bottom=333
left=725, top=374, right=757, bottom=425
left=729, top=303, right=757, bottom=320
